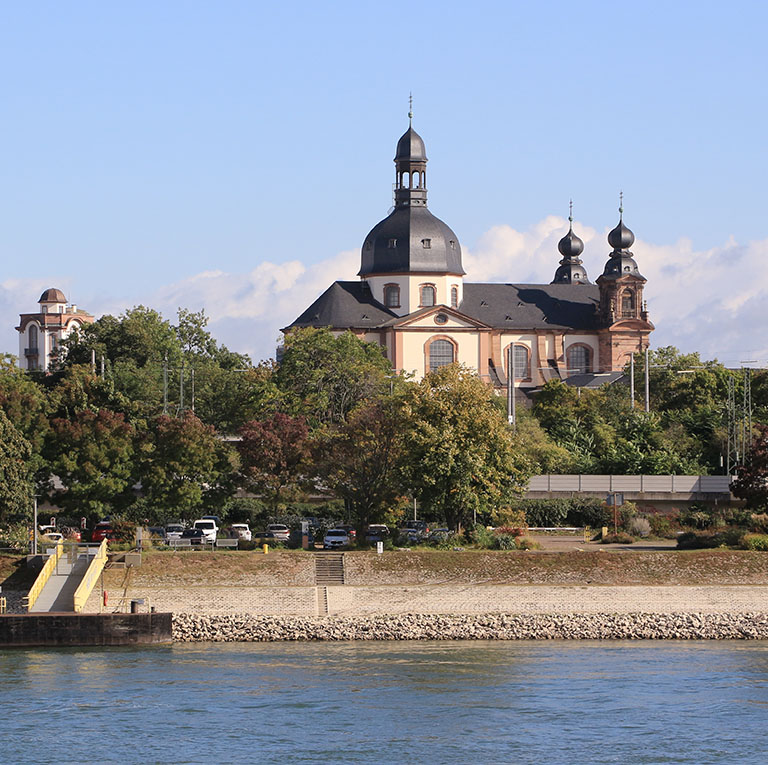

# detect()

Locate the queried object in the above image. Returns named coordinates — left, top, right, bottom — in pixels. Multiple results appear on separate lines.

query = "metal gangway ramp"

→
left=26, top=540, right=108, bottom=613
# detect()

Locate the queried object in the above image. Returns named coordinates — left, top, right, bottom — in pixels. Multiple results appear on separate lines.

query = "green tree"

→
left=402, top=365, right=534, bottom=531
left=0, top=408, right=34, bottom=523
left=313, top=398, right=407, bottom=536
left=141, top=413, right=239, bottom=517
left=276, top=328, right=397, bottom=425
left=45, top=409, right=136, bottom=516
left=238, top=414, right=312, bottom=513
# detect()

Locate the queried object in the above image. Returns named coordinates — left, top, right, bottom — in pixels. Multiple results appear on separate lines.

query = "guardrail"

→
left=73, top=539, right=108, bottom=613
left=25, top=541, right=64, bottom=611
left=526, top=475, right=733, bottom=494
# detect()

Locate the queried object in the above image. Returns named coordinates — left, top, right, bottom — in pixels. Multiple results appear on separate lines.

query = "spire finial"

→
left=408, top=92, right=413, bottom=126
left=619, top=190, right=624, bottom=219
left=568, top=198, right=573, bottom=229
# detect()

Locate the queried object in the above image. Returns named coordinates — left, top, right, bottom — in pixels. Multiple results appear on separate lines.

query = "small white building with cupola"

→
left=15, top=288, right=94, bottom=371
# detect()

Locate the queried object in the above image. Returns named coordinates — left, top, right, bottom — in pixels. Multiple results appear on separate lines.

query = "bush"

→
left=750, top=514, right=768, bottom=533
left=648, top=513, right=679, bottom=538
left=677, top=528, right=746, bottom=549
left=506, top=498, right=612, bottom=528
left=600, top=532, right=634, bottom=544
left=495, top=533, right=517, bottom=550
left=742, top=533, right=768, bottom=551
left=514, top=536, right=540, bottom=550
left=629, top=517, right=651, bottom=537
left=471, top=526, right=496, bottom=549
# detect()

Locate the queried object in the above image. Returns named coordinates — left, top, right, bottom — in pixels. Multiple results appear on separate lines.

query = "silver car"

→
left=323, top=529, right=350, bottom=549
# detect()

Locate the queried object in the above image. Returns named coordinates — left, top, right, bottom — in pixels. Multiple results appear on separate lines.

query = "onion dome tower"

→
left=551, top=202, right=589, bottom=284
left=358, top=104, right=464, bottom=279
left=597, top=194, right=650, bottom=325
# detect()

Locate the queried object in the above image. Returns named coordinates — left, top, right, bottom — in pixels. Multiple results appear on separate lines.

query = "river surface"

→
left=2, top=640, right=767, bottom=764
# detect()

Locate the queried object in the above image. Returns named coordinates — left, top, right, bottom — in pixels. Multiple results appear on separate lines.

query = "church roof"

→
left=460, top=283, right=600, bottom=330
left=286, top=281, right=600, bottom=332
left=285, top=281, right=396, bottom=330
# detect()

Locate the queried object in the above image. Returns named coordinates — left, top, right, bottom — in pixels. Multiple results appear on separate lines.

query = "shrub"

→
left=750, top=514, right=768, bottom=533
left=495, top=533, right=517, bottom=550
left=629, top=517, right=651, bottom=537
left=600, top=532, right=634, bottom=544
left=648, top=513, right=679, bottom=538
left=677, top=528, right=746, bottom=549
left=514, top=536, right=540, bottom=550
left=471, top=526, right=496, bottom=549
left=743, top=533, right=768, bottom=551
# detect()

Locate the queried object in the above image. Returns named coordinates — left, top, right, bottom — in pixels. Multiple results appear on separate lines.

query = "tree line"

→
left=1, top=304, right=766, bottom=533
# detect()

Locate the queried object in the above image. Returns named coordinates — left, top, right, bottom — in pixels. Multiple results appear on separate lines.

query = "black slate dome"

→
left=395, top=126, right=427, bottom=161
left=607, top=218, right=635, bottom=250
left=558, top=228, right=584, bottom=260
left=359, top=120, right=464, bottom=277
left=601, top=214, right=644, bottom=280
left=359, top=206, right=464, bottom=276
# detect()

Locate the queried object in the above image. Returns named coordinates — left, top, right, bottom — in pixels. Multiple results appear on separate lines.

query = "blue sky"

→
left=2, top=1, right=767, bottom=363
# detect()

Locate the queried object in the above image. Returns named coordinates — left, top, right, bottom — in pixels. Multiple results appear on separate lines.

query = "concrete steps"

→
left=314, top=553, right=344, bottom=585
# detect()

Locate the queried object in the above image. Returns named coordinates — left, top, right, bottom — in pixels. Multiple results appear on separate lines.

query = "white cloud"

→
left=4, top=220, right=768, bottom=367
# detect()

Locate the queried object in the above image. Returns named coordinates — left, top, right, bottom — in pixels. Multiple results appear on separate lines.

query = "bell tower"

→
left=596, top=197, right=654, bottom=371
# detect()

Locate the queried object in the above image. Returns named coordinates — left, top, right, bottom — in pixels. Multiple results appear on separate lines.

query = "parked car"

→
left=201, top=515, right=221, bottom=525
left=398, top=520, right=430, bottom=543
left=266, top=524, right=290, bottom=541
left=252, top=531, right=279, bottom=544
left=192, top=519, right=218, bottom=543
left=323, top=529, right=351, bottom=549
left=91, top=521, right=114, bottom=542
left=59, top=526, right=82, bottom=542
left=165, top=523, right=185, bottom=544
left=229, top=523, right=252, bottom=542
left=147, top=526, right=166, bottom=542
left=41, top=531, right=64, bottom=544
left=428, top=528, right=452, bottom=543
left=336, top=524, right=357, bottom=540
left=180, top=528, right=205, bottom=545
left=366, top=524, right=390, bottom=543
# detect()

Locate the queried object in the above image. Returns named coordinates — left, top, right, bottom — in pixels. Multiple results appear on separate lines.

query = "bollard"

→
left=263, top=543, right=269, bottom=555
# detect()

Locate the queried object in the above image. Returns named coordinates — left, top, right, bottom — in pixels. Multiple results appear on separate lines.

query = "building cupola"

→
left=552, top=202, right=589, bottom=284
left=358, top=103, right=464, bottom=278
left=601, top=195, right=643, bottom=280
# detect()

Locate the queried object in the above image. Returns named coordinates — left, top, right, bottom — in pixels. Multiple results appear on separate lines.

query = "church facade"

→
left=287, top=120, right=653, bottom=394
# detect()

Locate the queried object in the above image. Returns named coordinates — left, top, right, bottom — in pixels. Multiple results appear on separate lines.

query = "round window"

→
left=435, top=313, right=448, bottom=325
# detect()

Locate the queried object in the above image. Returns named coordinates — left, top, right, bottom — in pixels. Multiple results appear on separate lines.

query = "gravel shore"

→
left=173, top=612, right=768, bottom=642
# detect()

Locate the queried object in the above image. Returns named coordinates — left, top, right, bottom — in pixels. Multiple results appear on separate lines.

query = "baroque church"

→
left=289, top=115, right=654, bottom=395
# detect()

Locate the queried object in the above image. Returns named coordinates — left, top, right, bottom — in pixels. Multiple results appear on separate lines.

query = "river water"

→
left=2, top=640, right=767, bottom=764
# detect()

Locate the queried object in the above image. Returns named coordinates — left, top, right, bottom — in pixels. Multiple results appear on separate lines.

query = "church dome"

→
left=39, top=288, right=67, bottom=303
left=359, top=206, right=464, bottom=276
left=607, top=218, right=635, bottom=251
left=395, top=126, right=427, bottom=162
left=558, top=227, right=584, bottom=259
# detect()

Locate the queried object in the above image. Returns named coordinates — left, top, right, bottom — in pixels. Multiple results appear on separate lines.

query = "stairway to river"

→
left=314, top=553, right=345, bottom=586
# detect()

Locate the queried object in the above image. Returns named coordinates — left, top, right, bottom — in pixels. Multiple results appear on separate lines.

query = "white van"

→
left=192, top=519, right=219, bottom=543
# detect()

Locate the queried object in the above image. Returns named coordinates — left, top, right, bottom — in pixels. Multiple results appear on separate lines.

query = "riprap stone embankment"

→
left=173, top=612, right=768, bottom=642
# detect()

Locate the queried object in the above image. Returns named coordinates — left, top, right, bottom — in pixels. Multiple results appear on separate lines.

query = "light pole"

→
left=507, top=345, right=516, bottom=430
left=33, top=495, right=38, bottom=556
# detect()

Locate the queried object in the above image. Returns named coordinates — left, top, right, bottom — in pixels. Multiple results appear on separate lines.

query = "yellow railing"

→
left=26, top=541, right=64, bottom=611
left=73, top=539, right=108, bottom=613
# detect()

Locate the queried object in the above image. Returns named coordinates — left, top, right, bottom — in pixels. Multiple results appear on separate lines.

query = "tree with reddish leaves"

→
left=238, top=414, right=312, bottom=514
left=731, top=425, right=768, bottom=510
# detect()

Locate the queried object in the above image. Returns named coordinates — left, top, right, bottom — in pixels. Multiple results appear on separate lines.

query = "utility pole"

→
left=91, top=349, right=96, bottom=375
left=630, top=354, right=635, bottom=408
left=643, top=348, right=650, bottom=412
left=190, top=368, right=195, bottom=414
left=506, top=345, right=516, bottom=430
left=163, top=355, right=168, bottom=415
left=100, top=354, right=105, bottom=379
left=179, top=361, right=184, bottom=414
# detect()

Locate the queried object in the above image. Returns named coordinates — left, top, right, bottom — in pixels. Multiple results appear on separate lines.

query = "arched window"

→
left=621, top=290, right=635, bottom=318
left=420, top=285, right=436, bottom=307
left=28, top=325, right=38, bottom=350
left=567, top=345, right=592, bottom=375
left=450, top=286, right=459, bottom=308
left=428, top=339, right=454, bottom=372
left=505, top=344, right=530, bottom=380
left=384, top=284, right=400, bottom=308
